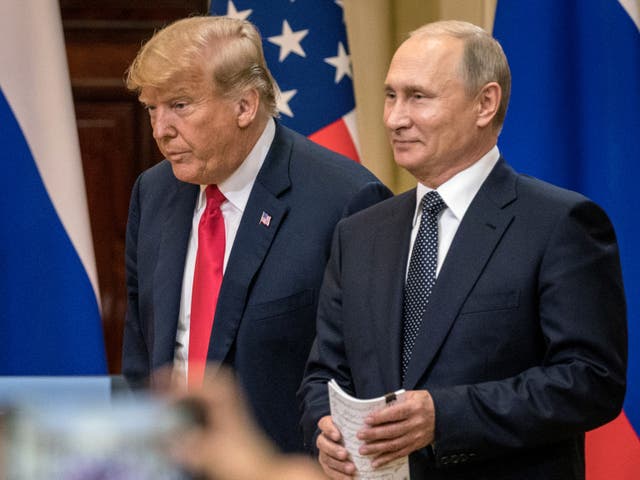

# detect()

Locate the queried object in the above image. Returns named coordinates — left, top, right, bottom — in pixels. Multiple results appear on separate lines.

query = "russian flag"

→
left=0, top=3, right=106, bottom=374
left=210, top=0, right=360, bottom=161
left=493, top=1, right=640, bottom=477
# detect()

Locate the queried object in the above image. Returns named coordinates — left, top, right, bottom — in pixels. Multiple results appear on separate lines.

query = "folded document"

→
left=328, top=379, right=410, bottom=480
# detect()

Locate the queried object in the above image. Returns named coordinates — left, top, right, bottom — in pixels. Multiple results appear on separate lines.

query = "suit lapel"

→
left=208, top=124, right=292, bottom=363
left=403, top=159, right=518, bottom=389
left=370, top=191, right=415, bottom=390
left=152, top=180, right=199, bottom=363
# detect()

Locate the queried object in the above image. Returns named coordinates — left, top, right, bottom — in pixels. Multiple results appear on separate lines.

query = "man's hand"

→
left=317, top=415, right=356, bottom=479
left=357, top=389, right=435, bottom=468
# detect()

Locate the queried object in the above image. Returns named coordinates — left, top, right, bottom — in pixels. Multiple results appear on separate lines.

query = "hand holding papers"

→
left=328, top=380, right=410, bottom=480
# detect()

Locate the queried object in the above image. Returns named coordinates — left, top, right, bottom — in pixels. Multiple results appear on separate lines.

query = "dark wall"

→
left=61, top=0, right=209, bottom=373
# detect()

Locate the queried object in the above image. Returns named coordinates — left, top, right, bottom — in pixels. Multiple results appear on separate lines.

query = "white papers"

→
left=328, top=379, right=410, bottom=480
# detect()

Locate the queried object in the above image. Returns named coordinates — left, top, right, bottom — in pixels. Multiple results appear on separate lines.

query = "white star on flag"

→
left=225, top=0, right=252, bottom=20
left=268, top=20, right=309, bottom=62
left=209, top=0, right=360, bottom=160
left=277, top=89, right=297, bottom=117
left=324, top=41, right=352, bottom=83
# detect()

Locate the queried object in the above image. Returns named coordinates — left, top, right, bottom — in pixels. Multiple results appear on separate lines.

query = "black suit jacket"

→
left=299, top=158, right=627, bottom=478
left=122, top=123, right=392, bottom=452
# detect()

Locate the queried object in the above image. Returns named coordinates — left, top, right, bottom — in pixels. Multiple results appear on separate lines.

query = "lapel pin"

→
left=259, top=211, right=272, bottom=227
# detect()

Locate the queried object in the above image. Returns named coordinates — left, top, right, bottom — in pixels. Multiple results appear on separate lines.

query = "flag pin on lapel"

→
left=259, top=211, right=272, bottom=227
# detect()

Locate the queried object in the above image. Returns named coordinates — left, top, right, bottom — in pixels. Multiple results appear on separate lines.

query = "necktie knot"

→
left=421, top=190, right=446, bottom=217
left=205, top=185, right=226, bottom=210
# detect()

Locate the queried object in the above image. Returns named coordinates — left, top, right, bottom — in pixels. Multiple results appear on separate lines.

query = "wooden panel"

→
left=76, top=102, right=135, bottom=373
left=60, top=0, right=207, bottom=21
left=66, top=42, right=143, bottom=86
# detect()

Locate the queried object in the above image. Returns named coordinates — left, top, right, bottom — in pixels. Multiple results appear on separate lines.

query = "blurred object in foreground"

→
left=2, top=387, right=190, bottom=479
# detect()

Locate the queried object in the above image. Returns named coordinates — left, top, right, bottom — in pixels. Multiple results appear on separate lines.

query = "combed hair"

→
left=410, top=20, right=511, bottom=130
left=126, top=16, right=278, bottom=117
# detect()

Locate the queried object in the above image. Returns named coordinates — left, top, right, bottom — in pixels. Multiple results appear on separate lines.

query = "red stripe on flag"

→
left=586, top=411, right=640, bottom=480
left=308, top=117, right=360, bottom=162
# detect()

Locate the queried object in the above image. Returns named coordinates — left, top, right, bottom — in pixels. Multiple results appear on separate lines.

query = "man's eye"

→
left=173, top=102, right=187, bottom=110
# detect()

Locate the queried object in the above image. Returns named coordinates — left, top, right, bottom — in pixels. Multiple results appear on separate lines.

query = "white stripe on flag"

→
left=342, top=109, right=360, bottom=157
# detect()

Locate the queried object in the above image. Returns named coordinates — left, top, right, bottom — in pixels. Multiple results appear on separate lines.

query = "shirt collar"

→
left=197, top=117, right=276, bottom=211
left=413, top=145, right=500, bottom=226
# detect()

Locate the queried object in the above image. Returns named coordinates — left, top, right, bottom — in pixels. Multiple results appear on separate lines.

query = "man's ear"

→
left=476, top=82, right=501, bottom=128
left=236, top=88, right=260, bottom=128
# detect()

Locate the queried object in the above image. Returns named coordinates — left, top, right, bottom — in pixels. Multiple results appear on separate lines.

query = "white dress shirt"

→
left=407, top=146, right=500, bottom=278
left=173, top=118, right=276, bottom=377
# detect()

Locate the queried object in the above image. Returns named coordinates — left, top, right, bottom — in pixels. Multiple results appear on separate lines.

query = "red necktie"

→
left=188, top=185, right=226, bottom=387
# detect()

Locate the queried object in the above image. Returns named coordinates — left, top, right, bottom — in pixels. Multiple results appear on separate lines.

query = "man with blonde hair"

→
left=122, top=16, right=391, bottom=453
left=300, top=20, right=626, bottom=479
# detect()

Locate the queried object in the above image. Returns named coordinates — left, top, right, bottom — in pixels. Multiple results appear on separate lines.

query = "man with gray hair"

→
left=121, top=15, right=391, bottom=453
left=299, top=20, right=627, bottom=479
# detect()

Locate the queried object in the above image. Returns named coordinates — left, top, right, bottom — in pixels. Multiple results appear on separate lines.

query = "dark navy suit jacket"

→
left=122, top=123, right=392, bottom=452
left=299, top=158, right=627, bottom=479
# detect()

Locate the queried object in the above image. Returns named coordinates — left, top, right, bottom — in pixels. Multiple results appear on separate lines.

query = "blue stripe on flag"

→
left=494, top=0, right=640, bottom=434
left=0, top=89, right=106, bottom=375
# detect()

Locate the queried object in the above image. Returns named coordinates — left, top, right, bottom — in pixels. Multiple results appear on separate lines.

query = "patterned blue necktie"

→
left=401, top=191, right=446, bottom=379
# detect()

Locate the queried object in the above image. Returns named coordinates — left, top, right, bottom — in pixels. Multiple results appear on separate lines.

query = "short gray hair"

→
left=410, top=20, right=511, bottom=130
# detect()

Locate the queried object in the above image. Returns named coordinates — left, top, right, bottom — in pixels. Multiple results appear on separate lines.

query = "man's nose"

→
left=384, top=100, right=411, bottom=131
left=151, top=108, right=176, bottom=140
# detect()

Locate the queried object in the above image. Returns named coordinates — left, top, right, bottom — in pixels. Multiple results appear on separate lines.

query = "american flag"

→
left=259, top=211, right=272, bottom=227
left=210, top=0, right=360, bottom=161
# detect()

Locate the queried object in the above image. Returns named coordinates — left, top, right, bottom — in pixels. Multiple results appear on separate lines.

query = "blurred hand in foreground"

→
left=157, top=365, right=324, bottom=480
